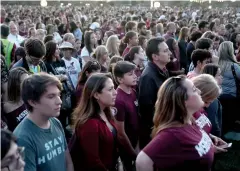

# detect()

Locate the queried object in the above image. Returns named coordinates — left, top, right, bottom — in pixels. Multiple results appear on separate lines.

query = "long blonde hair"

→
left=156, top=23, right=164, bottom=36
left=106, top=35, right=120, bottom=56
left=218, top=41, right=238, bottom=73
left=152, top=75, right=190, bottom=137
left=93, top=45, right=108, bottom=64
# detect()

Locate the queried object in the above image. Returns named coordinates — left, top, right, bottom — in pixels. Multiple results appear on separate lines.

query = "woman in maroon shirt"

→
left=136, top=76, right=215, bottom=171
left=124, top=46, right=145, bottom=81
left=122, top=31, right=139, bottom=57
left=192, top=74, right=227, bottom=153
left=69, top=73, right=119, bottom=171
left=74, top=60, right=101, bottom=107
left=3, top=67, right=29, bottom=131
left=166, top=38, right=185, bottom=76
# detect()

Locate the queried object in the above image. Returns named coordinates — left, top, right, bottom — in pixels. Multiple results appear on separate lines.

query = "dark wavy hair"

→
left=77, top=60, right=101, bottom=86
left=44, top=41, right=57, bottom=62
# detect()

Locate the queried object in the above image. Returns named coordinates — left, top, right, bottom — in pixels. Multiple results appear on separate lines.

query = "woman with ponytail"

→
left=122, top=31, right=139, bottom=57
left=124, top=46, right=145, bottom=80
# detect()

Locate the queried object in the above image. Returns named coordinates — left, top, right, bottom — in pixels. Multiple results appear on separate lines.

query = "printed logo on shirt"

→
left=195, top=130, right=212, bottom=157
left=195, top=113, right=211, bottom=129
left=38, top=136, right=65, bottom=165
left=66, top=62, right=77, bottom=75
left=56, top=67, right=66, bottom=75
left=16, top=110, right=28, bottom=122
left=111, top=107, right=118, bottom=117
left=134, top=100, right=138, bottom=107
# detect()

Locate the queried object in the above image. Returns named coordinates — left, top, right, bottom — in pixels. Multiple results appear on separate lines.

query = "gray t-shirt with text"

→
left=13, top=117, right=67, bottom=171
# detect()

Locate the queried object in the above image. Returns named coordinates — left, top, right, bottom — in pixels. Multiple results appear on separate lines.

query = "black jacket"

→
left=178, top=39, right=188, bottom=71
left=138, top=61, right=169, bottom=149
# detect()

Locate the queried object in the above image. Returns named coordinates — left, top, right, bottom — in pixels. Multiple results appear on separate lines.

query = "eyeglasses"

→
left=1, top=147, right=25, bottom=170
left=27, top=55, right=43, bottom=64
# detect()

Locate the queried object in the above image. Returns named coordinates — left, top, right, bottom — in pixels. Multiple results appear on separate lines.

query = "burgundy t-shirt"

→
left=5, top=104, right=28, bottom=131
left=135, top=67, right=142, bottom=82
left=114, top=88, right=139, bottom=148
left=19, top=31, right=28, bottom=37
left=193, top=109, right=212, bottom=134
left=143, top=124, right=214, bottom=171
left=122, top=47, right=131, bottom=57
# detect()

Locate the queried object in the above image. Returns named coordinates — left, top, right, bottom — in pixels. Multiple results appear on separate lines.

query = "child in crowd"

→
left=113, top=61, right=139, bottom=171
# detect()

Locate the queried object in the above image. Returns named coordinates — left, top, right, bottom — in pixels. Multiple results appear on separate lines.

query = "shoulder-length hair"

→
left=44, top=41, right=57, bottom=62
left=192, top=74, right=220, bottom=102
left=201, top=63, right=220, bottom=77
left=72, top=73, right=115, bottom=128
left=218, top=41, right=238, bottom=73
left=84, top=31, right=96, bottom=54
left=124, top=46, right=140, bottom=62
left=8, top=67, right=29, bottom=102
left=93, top=45, right=108, bottom=63
left=69, top=21, right=78, bottom=33
left=106, top=35, right=120, bottom=56
left=178, top=27, right=189, bottom=41
left=77, top=60, right=101, bottom=86
left=152, top=75, right=189, bottom=137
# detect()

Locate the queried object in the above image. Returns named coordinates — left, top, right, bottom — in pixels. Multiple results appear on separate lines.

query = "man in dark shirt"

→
left=138, top=37, right=171, bottom=149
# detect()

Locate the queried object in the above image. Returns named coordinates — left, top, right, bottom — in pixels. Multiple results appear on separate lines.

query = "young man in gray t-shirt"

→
left=14, top=73, right=74, bottom=171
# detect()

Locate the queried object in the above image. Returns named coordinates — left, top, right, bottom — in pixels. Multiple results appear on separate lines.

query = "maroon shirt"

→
left=75, top=83, right=85, bottom=103
left=70, top=118, right=119, bottom=171
left=122, top=46, right=131, bottom=57
left=5, top=104, right=28, bottom=131
left=19, top=31, right=28, bottom=37
left=115, top=88, right=139, bottom=148
left=143, top=124, right=214, bottom=171
left=193, top=109, right=212, bottom=134
left=166, top=48, right=181, bottom=72
left=163, top=32, right=175, bottom=41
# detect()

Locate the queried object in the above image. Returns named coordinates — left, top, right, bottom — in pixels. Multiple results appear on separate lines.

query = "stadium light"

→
left=154, top=2, right=160, bottom=8
left=209, top=5, right=212, bottom=9
left=40, top=0, right=47, bottom=7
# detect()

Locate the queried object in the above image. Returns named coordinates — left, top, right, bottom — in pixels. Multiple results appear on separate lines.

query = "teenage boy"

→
left=113, top=61, right=139, bottom=171
left=13, top=73, right=74, bottom=171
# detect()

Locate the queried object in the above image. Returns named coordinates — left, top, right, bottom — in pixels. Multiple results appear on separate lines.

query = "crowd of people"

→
left=1, top=3, right=240, bottom=171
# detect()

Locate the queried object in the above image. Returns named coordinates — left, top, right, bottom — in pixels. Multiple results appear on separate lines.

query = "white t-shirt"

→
left=62, top=57, right=81, bottom=89
left=80, top=46, right=92, bottom=67
left=7, top=34, right=25, bottom=48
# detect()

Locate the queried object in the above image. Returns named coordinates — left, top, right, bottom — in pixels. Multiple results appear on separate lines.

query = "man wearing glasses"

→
left=12, top=38, right=47, bottom=73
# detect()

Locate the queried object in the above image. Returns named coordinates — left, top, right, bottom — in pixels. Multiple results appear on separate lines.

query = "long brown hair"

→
left=8, top=67, right=29, bottom=102
left=152, top=75, right=189, bottom=137
left=178, top=27, right=189, bottom=41
left=72, top=73, right=115, bottom=128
